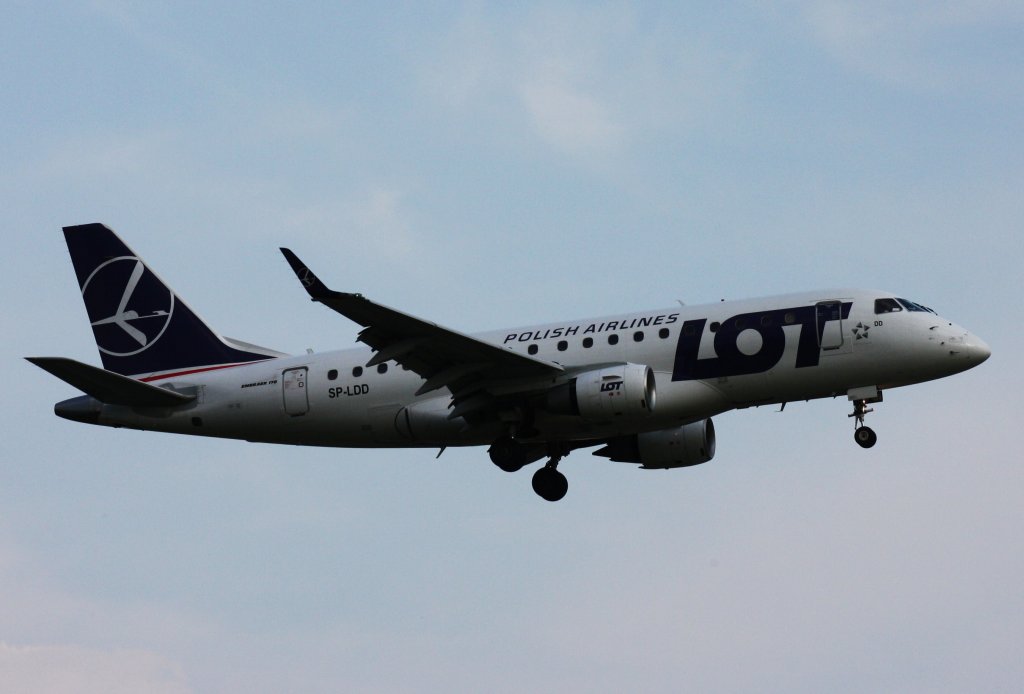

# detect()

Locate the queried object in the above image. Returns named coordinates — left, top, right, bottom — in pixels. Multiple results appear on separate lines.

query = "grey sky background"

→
left=2, top=2, right=1022, bottom=692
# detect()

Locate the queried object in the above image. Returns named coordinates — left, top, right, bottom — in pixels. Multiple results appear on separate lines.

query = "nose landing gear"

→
left=847, top=386, right=883, bottom=449
left=853, top=420, right=877, bottom=448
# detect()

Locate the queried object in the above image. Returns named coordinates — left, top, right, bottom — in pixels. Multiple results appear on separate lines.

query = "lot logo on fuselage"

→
left=81, top=256, right=175, bottom=356
left=672, top=303, right=852, bottom=381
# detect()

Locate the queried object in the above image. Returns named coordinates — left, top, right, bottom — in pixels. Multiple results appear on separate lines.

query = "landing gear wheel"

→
left=532, top=466, right=568, bottom=502
left=854, top=426, right=877, bottom=449
left=849, top=396, right=880, bottom=450
left=489, top=437, right=526, bottom=472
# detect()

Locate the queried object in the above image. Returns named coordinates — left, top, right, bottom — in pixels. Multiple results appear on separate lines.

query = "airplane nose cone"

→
left=967, top=335, right=991, bottom=364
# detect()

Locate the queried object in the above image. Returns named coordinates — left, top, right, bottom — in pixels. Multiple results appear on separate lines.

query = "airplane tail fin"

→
left=63, top=223, right=283, bottom=378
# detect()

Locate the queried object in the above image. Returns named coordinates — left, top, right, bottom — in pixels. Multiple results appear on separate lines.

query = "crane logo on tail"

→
left=81, top=256, right=175, bottom=357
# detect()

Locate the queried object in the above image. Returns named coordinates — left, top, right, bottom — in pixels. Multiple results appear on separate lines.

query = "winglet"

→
left=280, top=248, right=334, bottom=299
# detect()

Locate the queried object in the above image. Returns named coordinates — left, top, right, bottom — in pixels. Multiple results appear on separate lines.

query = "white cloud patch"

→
left=420, top=5, right=745, bottom=163
left=239, top=100, right=354, bottom=147
left=0, top=643, right=191, bottom=694
left=25, top=130, right=176, bottom=182
left=283, top=187, right=417, bottom=259
left=520, top=79, right=624, bottom=157
left=0, top=530, right=194, bottom=694
left=798, top=0, right=1024, bottom=93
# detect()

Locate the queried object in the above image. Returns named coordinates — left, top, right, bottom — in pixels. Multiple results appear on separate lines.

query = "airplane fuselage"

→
left=35, top=224, right=992, bottom=500
left=67, top=289, right=989, bottom=450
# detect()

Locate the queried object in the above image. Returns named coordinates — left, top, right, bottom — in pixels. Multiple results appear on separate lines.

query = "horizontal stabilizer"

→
left=26, top=357, right=195, bottom=407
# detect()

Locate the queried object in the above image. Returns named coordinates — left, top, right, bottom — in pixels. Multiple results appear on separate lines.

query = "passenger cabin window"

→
left=875, top=298, right=903, bottom=314
left=557, top=340, right=568, bottom=351
left=582, top=337, right=593, bottom=348
left=659, top=328, right=670, bottom=339
left=352, top=366, right=363, bottom=377
left=633, top=331, right=644, bottom=342
left=608, top=334, right=619, bottom=345
left=328, top=369, right=338, bottom=381
left=377, top=363, right=388, bottom=374
left=528, top=344, right=538, bottom=355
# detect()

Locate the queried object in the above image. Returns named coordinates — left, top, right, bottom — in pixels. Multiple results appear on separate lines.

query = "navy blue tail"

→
left=64, top=223, right=280, bottom=378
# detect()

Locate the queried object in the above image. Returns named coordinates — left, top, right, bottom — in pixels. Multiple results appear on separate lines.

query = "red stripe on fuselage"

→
left=139, top=359, right=274, bottom=382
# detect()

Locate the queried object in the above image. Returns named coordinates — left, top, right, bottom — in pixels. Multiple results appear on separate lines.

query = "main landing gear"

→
left=490, top=437, right=571, bottom=501
left=532, top=455, right=568, bottom=502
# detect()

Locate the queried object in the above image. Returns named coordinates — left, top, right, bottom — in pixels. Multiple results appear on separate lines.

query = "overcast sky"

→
left=3, top=2, right=1022, bottom=692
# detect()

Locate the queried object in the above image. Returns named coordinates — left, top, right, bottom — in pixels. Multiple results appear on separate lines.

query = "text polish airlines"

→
left=29, top=224, right=991, bottom=501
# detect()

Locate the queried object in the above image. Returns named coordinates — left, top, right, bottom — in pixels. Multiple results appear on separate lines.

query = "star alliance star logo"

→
left=852, top=322, right=870, bottom=340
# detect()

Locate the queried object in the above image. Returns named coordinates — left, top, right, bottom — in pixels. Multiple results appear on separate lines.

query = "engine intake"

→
left=594, top=419, right=716, bottom=469
left=545, top=363, right=656, bottom=422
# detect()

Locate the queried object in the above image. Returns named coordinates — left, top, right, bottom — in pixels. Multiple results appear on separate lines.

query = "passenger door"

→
left=816, top=301, right=845, bottom=351
left=282, top=367, right=309, bottom=416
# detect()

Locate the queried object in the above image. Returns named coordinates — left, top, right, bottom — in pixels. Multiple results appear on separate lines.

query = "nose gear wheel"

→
left=849, top=399, right=877, bottom=449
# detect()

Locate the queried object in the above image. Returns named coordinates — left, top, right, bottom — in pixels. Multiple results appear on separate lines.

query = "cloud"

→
left=797, top=0, right=1024, bottom=93
left=0, top=643, right=191, bottom=694
left=419, top=5, right=746, bottom=164
left=519, top=78, right=625, bottom=157
left=24, top=130, right=176, bottom=182
left=0, top=530, right=194, bottom=694
left=239, top=101, right=353, bottom=146
left=283, top=187, right=417, bottom=259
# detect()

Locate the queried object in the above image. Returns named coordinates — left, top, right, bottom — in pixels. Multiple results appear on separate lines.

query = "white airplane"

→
left=29, top=224, right=991, bottom=501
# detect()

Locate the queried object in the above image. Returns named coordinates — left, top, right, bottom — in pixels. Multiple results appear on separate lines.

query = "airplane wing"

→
left=280, top=249, right=564, bottom=410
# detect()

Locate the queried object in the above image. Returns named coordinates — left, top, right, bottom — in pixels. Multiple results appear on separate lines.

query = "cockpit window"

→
left=897, top=298, right=935, bottom=314
left=875, top=298, right=903, bottom=314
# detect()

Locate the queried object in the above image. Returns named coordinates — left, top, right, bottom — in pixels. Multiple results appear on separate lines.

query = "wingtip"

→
left=26, top=356, right=55, bottom=367
left=279, top=247, right=301, bottom=268
left=280, top=247, right=330, bottom=297
left=62, top=222, right=111, bottom=234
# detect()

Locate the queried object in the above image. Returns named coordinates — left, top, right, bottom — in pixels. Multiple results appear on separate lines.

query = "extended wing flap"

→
left=26, top=357, right=195, bottom=407
left=280, top=249, right=564, bottom=392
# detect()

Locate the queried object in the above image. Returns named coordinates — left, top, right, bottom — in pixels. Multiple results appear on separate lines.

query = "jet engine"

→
left=545, top=363, right=656, bottom=422
left=594, top=419, right=716, bottom=469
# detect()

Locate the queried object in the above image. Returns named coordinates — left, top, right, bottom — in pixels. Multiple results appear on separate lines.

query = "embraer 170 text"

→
left=29, top=224, right=991, bottom=501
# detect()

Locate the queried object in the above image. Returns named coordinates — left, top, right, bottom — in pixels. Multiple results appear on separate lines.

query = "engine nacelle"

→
left=595, top=419, right=716, bottom=469
left=545, top=363, right=656, bottom=422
